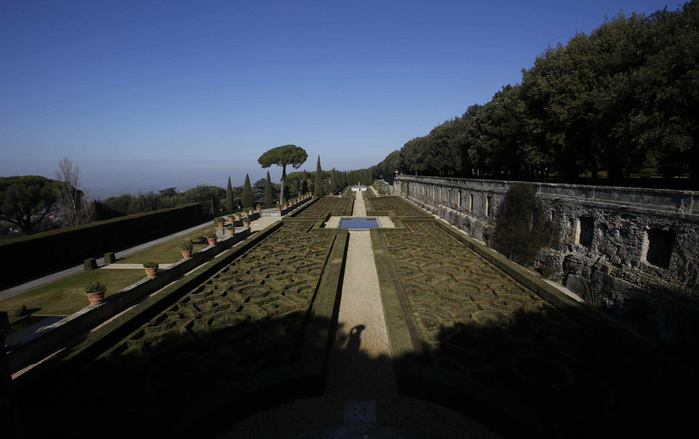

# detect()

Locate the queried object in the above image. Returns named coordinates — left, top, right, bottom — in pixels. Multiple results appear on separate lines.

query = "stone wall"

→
left=394, top=175, right=699, bottom=308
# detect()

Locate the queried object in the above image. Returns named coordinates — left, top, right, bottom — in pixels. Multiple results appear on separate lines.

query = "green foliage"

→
left=492, top=183, right=553, bottom=265
left=0, top=175, right=59, bottom=235
left=371, top=150, right=403, bottom=182
left=179, top=239, right=193, bottom=251
left=328, top=168, right=338, bottom=194
left=286, top=170, right=311, bottom=198
left=314, top=156, right=324, bottom=197
left=142, top=261, right=158, bottom=268
left=84, top=258, right=98, bottom=270
left=84, top=281, right=107, bottom=293
left=226, top=177, right=234, bottom=212
left=264, top=171, right=274, bottom=205
left=372, top=1, right=699, bottom=186
left=95, top=184, right=226, bottom=220
left=258, top=144, right=308, bottom=206
left=241, top=174, right=255, bottom=208
left=7, top=304, right=28, bottom=318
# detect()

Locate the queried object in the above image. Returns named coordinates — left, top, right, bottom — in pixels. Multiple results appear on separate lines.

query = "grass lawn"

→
left=117, top=225, right=218, bottom=264
left=0, top=224, right=220, bottom=321
left=0, top=269, right=146, bottom=317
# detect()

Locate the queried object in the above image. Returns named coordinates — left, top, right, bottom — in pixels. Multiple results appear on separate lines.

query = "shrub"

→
left=143, top=261, right=158, bottom=268
left=179, top=239, right=193, bottom=251
left=85, top=282, right=107, bottom=293
left=492, top=183, right=553, bottom=266
left=8, top=304, right=28, bottom=318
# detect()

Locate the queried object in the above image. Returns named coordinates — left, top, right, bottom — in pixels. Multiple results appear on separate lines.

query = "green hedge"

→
left=0, top=203, right=206, bottom=288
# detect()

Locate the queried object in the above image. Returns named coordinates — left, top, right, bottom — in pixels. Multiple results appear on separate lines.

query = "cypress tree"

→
left=226, top=177, right=233, bottom=212
left=241, top=174, right=255, bottom=208
left=314, top=155, right=323, bottom=197
left=264, top=171, right=274, bottom=205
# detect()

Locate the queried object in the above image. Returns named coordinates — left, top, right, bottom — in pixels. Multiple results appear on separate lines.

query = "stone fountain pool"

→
left=338, top=216, right=380, bottom=229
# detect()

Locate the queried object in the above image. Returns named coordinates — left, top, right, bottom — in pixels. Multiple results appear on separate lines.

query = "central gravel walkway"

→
left=325, top=189, right=393, bottom=397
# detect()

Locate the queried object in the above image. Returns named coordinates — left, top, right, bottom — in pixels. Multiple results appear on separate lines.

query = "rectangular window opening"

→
left=645, top=229, right=675, bottom=269
left=577, top=217, right=594, bottom=247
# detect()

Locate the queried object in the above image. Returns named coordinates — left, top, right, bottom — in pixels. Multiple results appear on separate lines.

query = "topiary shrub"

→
left=84, top=258, right=98, bottom=270
left=8, top=304, right=28, bottom=318
left=492, top=183, right=554, bottom=266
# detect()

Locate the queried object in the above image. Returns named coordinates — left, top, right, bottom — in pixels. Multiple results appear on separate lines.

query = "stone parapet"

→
left=394, top=175, right=699, bottom=309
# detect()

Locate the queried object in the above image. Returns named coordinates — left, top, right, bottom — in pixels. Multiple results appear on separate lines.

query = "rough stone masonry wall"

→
left=394, top=175, right=699, bottom=308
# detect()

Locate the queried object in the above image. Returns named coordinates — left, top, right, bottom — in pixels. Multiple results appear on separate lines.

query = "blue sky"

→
left=0, top=0, right=679, bottom=197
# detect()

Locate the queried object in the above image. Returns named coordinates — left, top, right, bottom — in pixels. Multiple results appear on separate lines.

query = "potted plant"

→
left=256, top=204, right=262, bottom=213
left=206, top=230, right=217, bottom=246
left=225, top=225, right=235, bottom=237
left=216, top=217, right=225, bottom=227
left=234, top=212, right=241, bottom=221
left=85, top=281, right=107, bottom=305
left=227, top=214, right=235, bottom=224
left=179, top=239, right=194, bottom=258
left=143, top=261, right=159, bottom=278
left=247, top=207, right=254, bottom=216
left=243, top=217, right=251, bottom=228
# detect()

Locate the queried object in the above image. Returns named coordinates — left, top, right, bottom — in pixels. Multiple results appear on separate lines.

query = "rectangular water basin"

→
left=339, top=217, right=379, bottom=229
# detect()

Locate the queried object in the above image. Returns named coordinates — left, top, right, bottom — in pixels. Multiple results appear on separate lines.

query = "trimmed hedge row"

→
left=0, top=203, right=207, bottom=288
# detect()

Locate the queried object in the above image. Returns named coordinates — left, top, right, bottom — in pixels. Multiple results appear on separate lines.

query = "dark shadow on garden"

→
left=2, top=302, right=697, bottom=439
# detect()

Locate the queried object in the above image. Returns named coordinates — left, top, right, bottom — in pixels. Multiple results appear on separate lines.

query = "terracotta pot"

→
left=86, top=291, right=105, bottom=306
left=226, top=228, right=234, bottom=237
left=180, top=249, right=192, bottom=258
left=145, top=266, right=159, bottom=278
left=207, top=237, right=217, bottom=246
left=257, top=207, right=261, bottom=213
left=276, top=206, right=281, bottom=211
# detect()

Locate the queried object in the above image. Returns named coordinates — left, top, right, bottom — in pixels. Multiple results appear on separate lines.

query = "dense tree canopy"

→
left=373, top=1, right=699, bottom=187
left=0, top=176, right=58, bottom=235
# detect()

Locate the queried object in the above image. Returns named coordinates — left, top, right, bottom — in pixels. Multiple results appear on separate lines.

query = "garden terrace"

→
left=3, top=195, right=696, bottom=438
left=365, top=195, right=432, bottom=218
left=294, top=196, right=354, bottom=218
left=369, top=196, right=696, bottom=437
left=9, top=219, right=348, bottom=438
